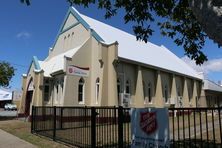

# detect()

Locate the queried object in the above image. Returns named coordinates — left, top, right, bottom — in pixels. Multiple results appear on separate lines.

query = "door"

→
left=25, top=90, right=33, bottom=116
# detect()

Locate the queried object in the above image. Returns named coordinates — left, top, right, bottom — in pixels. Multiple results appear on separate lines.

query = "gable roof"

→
left=47, top=7, right=201, bottom=79
left=203, top=79, right=222, bottom=92
left=66, top=7, right=200, bottom=79
left=39, top=44, right=83, bottom=77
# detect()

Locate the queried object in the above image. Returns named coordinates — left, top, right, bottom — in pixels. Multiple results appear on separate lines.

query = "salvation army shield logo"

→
left=140, top=111, right=158, bottom=135
left=68, top=67, right=73, bottom=73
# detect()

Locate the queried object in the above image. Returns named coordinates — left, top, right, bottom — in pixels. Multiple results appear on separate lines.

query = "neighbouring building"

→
left=12, top=89, right=22, bottom=109
left=19, top=7, right=203, bottom=116
left=0, top=88, right=12, bottom=108
left=199, top=79, right=222, bottom=107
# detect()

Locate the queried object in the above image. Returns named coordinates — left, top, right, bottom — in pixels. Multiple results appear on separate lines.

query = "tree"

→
left=0, top=62, right=15, bottom=87
left=21, top=0, right=221, bottom=65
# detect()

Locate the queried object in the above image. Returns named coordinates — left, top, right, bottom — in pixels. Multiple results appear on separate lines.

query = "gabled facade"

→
left=19, top=7, right=203, bottom=116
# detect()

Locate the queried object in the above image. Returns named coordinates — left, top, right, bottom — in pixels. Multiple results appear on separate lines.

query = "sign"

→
left=67, top=65, right=89, bottom=77
left=0, top=89, right=12, bottom=101
left=131, top=108, right=170, bottom=148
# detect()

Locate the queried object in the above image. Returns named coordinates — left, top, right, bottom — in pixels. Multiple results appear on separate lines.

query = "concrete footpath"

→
left=0, top=129, right=36, bottom=148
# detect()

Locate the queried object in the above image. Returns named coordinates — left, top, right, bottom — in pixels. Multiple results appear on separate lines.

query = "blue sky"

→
left=1, top=1, right=222, bottom=90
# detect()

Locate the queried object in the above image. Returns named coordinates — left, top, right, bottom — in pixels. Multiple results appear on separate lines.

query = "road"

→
left=0, top=108, right=17, bottom=117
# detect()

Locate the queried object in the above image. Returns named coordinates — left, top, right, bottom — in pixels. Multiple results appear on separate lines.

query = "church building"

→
left=19, top=7, right=202, bottom=115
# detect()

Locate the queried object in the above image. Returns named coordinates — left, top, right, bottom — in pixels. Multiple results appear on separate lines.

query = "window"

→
left=148, top=82, right=152, bottom=103
left=125, top=80, right=130, bottom=94
left=60, top=77, right=64, bottom=93
left=143, top=81, right=146, bottom=101
left=117, top=78, right=121, bottom=95
left=44, top=79, right=50, bottom=102
left=95, top=78, right=99, bottom=104
left=188, top=86, right=192, bottom=102
left=164, top=85, right=168, bottom=103
left=176, top=85, right=181, bottom=96
left=78, top=78, right=85, bottom=103
left=55, top=80, right=59, bottom=102
left=117, top=78, right=121, bottom=104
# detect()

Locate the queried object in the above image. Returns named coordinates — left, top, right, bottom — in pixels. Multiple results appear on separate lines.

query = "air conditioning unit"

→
left=119, top=93, right=131, bottom=107
left=177, top=96, right=183, bottom=107
left=170, top=98, right=176, bottom=104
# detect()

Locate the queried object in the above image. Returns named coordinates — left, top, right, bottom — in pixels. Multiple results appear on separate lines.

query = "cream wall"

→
left=63, top=37, right=92, bottom=106
left=161, top=72, right=172, bottom=103
left=142, top=67, right=156, bottom=106
left=115, top=60, right=202, bottom=108
left=62, top=13, right=78, bottom=31
left=48, top=23, right=90, bottom=59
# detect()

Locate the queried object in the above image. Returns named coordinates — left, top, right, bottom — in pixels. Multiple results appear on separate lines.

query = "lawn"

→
left=0, top=120, right=71, bottom=148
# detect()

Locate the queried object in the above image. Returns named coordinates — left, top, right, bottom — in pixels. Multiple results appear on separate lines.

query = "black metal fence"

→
left=31, top=106, right=130, bottom=147
left=169, top=107, right=222, bottom=147
left=31, top=106, right=222, bottom=147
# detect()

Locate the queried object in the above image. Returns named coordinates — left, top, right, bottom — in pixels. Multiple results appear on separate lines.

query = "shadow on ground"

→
left=171, top=139, right=222, bottom=148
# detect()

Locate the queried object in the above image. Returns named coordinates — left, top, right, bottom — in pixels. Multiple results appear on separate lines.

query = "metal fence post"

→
left=91, top=107, right=96, bottom=147
left=60, top=107, right=63, bottom=130
left=53, top=106, right=56, bottom=141
left=118, top=106, right=123, bottom=147
left=31, top=105, right=34, bottom=133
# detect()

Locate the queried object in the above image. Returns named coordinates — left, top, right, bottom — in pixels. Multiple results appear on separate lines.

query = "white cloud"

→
left=16, top=31, right=31, bottom=39
left=181, top=56, right=222, bottom=75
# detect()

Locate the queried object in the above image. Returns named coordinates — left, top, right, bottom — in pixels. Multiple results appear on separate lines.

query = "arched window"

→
left=78, top=78, right=85, bottom=103
left=61, top=78, right=64, bottom=93
left=55, top=80, right=59, bottom=102
left=95, top=78, right=99, bottom=104
left=176, top=85, right=181, bottom=97
left=125, top=80, right=130, bottom=94
left=148, top=82, right=152, bottom=103
left=117, top=78, right=121, bottom=104
left=117, top=78, right=121, bottom=94
left=164, top=85, right=168, bottom=103
left=143, top=81, right=146, bottom=101
left=44, top=78, right=50, bottom=102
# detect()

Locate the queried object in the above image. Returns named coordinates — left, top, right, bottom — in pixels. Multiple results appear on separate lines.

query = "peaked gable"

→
left=51, top=7, right=104, bottom=50
left=61, top=13, right=78, bottom=32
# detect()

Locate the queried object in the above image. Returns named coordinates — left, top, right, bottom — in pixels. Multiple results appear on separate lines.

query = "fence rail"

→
left=31, top=106, right=222, bottom=147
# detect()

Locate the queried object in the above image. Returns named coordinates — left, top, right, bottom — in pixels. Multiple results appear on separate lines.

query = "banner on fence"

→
left=131, top=108, right=170, bottom=148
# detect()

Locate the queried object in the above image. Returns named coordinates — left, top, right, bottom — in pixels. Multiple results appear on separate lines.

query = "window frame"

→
left=164, top=84, right=169, bottom=103
left=78, top=78, right=85, bottom=104
left=148, top=82, right=152, bottom=104
left=95, top=78, right=100, bottom=104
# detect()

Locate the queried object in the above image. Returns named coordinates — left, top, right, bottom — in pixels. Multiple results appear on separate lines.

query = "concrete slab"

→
left=0, top=129, right=36, bottom=148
